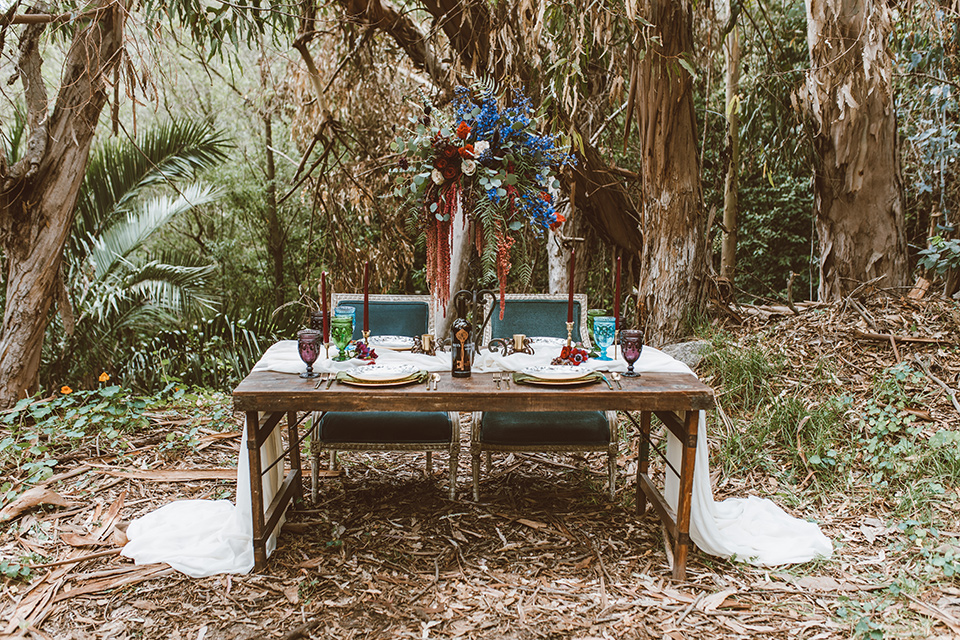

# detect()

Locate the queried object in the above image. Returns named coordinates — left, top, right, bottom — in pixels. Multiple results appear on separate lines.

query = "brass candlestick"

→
left=362, top=330, right=370, bottom=343
left=566, top=321, right=574, bottom=347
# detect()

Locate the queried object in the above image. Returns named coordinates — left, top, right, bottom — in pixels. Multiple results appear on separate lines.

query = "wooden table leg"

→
left=246, top=411, right=267, bottom=571
left=672, top=410, right=698, bottom=581
left=287, top=411, right=303, bottom=503
left=637, top=411, right=651, bottom=514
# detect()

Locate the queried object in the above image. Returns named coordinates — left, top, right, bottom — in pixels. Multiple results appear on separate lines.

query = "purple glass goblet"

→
left=620, top=329, right=644, bottom=377
left=298, top=329, right=322, bottom=379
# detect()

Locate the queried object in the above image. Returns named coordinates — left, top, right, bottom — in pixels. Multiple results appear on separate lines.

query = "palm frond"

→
left=87, top=183, right=220, bottom=281
left=1, top=104, right=27, bottom=165
left=75, top=119, right=230, bottom=244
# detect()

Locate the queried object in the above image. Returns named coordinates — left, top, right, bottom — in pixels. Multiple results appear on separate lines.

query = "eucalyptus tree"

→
left=0, top=0, right=293, bottom=405
left=801, top=0, right=908, bottom=299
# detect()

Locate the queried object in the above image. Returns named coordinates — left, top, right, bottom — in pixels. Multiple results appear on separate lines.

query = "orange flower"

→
left=61, top=386, right=72, bottom=394
left=456, top=122, right=471, bottom=140
left=549, top=212, right=566, bottom=231
left=99, top=372, right=110, bottom=382
left=458, top=144, right=474, bottom=158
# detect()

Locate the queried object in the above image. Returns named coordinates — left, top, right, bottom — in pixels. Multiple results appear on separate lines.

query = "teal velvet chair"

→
left=472, top=294, right=618, bottom=501
left=310, top=294, right=459, bottom=500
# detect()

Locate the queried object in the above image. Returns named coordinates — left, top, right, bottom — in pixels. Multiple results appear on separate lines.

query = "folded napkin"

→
left=335, top=369, right=430, bottom=386
left=511, top=370, right=611, bottom=389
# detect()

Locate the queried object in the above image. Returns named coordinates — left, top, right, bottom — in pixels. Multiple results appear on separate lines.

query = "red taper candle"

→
left=614, top=256, right=622, bottom=330
left=567, top=247, right=576, bottom=323
left=363, top=261, right=370, bottom=333
left=320, top=271, right=329, bottom=344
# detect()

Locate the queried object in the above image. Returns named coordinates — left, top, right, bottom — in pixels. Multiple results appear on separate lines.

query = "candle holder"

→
left=362, top=329, right=370, bottom=344
left=565, top=321, right=574, bottom=348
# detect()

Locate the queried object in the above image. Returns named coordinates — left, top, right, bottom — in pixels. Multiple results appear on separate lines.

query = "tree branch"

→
left=2, top=21, right=47, bottom=190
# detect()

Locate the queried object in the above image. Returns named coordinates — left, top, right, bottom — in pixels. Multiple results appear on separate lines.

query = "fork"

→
left=432, top=373, right=441, bottom=391
left=493, top=372, right=501, bottom=390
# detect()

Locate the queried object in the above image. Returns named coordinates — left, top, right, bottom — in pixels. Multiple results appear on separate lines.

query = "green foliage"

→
left=1, top=386, right=147, bottom=482
left=0, top=559, right=32, bottom=582
left=42, top=119, right=229, bottom=390
left=917, top=235, right=960, bottom=275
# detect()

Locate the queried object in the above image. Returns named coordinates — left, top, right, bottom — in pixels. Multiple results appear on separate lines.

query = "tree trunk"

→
left=0, top=5, right=125, bottom=406
left=634, top=0, right=709, bottom=345
left=802, top=0, right=907, bottom=300
left=720, top=0, right=740, bottom=284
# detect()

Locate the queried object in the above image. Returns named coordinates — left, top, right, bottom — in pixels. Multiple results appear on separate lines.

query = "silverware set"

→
left=315, top=372, right=335, bottom=389
left=492, top=372, right=510, bottom=390
left=430, top=373, right=440, bottom=391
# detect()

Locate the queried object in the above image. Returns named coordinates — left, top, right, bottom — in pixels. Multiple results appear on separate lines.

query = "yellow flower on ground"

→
left=99, top=372, right=110, bottom=382
left=61, top=386, right=72, bottom=394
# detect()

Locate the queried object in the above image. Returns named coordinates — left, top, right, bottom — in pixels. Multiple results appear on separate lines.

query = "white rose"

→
left=461, top=159, right=477, bottom=176
left=474, top=140, right=490, bottom=155
left=431, top=168, right=444, bottom=185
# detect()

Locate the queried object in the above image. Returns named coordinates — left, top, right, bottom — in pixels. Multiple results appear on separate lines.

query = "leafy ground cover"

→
left=1, top=290, right=959, bottom=639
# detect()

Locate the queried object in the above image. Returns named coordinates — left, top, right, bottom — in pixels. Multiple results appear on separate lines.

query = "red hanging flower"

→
left=456, top=122, right=471, bottom=139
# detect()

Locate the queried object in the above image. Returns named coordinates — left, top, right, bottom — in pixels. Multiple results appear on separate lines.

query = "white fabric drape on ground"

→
left=122, top=339, right=830, bottom=576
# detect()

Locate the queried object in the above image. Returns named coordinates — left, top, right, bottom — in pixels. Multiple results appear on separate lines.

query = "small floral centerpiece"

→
left=551, top=345, right=590, bottom=366
left=392, top=86, right=573, bottom=312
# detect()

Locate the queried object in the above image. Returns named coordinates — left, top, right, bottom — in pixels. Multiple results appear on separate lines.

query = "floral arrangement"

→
left=349, top=341, right=378, bottom=362
left=551, top=345, right=590, bottom=366
left=392, top=86, right=573, bottom=312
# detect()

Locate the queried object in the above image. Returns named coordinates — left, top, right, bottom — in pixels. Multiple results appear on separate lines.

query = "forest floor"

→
left=2, top=287, right=960, bottom=639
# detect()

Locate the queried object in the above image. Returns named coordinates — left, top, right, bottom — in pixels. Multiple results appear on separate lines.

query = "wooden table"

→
left=233, top=370, right=714, bottom=579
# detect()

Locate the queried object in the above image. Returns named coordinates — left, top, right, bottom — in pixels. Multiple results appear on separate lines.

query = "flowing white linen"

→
left=121, top=420, right=284, bottom=577
left=123, top=338, right=830, bottom=576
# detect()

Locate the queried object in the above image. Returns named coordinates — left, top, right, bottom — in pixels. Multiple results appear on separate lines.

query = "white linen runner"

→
left=122, top=339, right=830, bottom=576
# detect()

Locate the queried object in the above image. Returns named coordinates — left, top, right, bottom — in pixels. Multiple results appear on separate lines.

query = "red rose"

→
left=456, top=122, right=471, bottom=139
left=434, top=156, right=448, bottom=170
left=442, top=164, right=460, bottom=180
left=443, top=145, right=458, bottom=158
left=459, top=144, right=474, bottom=158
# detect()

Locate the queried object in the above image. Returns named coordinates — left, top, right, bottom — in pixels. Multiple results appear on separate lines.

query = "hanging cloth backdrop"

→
left=122, top=341, right=831, bottom=576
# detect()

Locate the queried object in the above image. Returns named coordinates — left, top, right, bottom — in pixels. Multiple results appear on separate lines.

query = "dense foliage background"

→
left=0, top=1, right=956, bottom=393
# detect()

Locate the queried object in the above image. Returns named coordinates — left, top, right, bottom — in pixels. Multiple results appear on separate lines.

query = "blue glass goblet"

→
left=334, top=305, right=356, bottom=339
left=593, top=316, right=616, bottom=361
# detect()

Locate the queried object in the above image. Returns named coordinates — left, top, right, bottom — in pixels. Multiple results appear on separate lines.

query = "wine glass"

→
left=592, top=316, right=616, bottom=361
left=586, top=308, right=606, bottom=345
left=297, top=329, right=322, bottom=378
left=330, top=316, right=353, bottom=362
left=620, top=329, right=644, bottom=377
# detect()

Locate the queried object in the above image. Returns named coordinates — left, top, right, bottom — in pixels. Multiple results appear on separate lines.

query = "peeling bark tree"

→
left=802, top=0, right=907, bottom=299
left=0, top=4, right=125, bottom=406
left=630, top=1, right=709, bottom=344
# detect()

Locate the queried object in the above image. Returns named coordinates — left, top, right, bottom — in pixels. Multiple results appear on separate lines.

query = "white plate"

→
left=528, top=336, right=566, bottom=346
left=520, top=365, right=589, bottom=381
left=346, top=364, right=420, bottom=381
left=367, top=335, right=416, bottom=350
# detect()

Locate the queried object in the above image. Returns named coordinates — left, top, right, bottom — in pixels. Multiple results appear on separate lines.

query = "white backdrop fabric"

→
left=122, top=339, right=831, bottom=576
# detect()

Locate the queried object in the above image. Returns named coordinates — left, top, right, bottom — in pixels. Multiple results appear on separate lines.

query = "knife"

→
left=326, top=375, right=337, bottom=389
left=598, top=373, right=613, bottom=390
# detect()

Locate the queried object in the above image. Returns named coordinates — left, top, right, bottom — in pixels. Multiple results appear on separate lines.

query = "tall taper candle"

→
left=321, top=271, right=329, bottom=344
left=363, top=261, right=370, bottom=333
left=567, top=247, right=576, bottom=323
left=614, top=256, right=622, bottom=330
